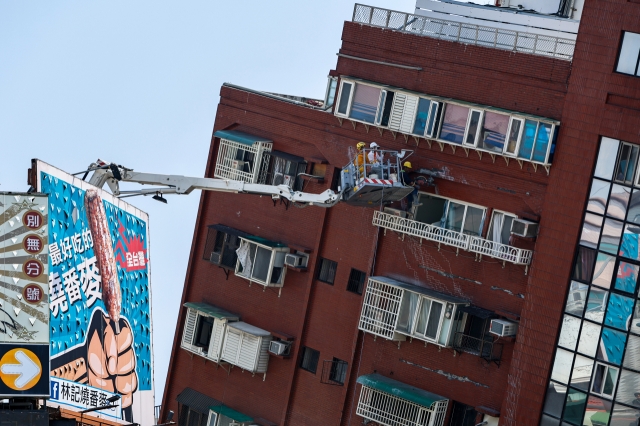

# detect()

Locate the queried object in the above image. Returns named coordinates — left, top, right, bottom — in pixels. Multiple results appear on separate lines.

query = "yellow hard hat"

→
left=403, top=161, right=412, bottom=169
left=357, top=142, right=366, bottom=150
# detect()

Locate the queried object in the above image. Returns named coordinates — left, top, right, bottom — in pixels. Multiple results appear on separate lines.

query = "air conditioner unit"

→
left=210, top=252, right=222, bottom=264
left=511, top=218, right=538, bottom=238
left=285, top=253, right=308, bottom=268
left=383, top=207, right=408, bottom=218
left=231, top=160, right=246, bottom=170
left=273, top=172, right=285, bottom=186
left=283, top=175, right=294, bottom=187
left=490, top=319, right=518, bottom=337
left=269, top=340, right=291, bottom=356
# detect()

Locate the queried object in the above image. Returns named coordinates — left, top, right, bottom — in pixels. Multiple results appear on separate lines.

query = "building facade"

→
left=160, top=1, right=640, bottom=425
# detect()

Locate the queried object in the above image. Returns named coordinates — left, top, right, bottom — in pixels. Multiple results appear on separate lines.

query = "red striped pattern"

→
left=364, top=178, right=394, bottom=185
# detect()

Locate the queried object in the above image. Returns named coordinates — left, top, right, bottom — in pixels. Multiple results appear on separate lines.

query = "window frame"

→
left=328, top=357, right=348, bottom=385
left=399, top=294, right=449, bottom=344
left=234, top=238, right=289, bottom=287
left=415, top=192, right=487, bottom=237
left=487, top=209, right=518, bottom=245
left=335, top=80, right=354, bottom=117
left=590, top=362, right=619, bottom=398
left=299, top=346, right=320, bottom=374
left=504, top=117, right=525, bottom=157
left=324, top=76, right=338, bottom=110
left=462, top=108, right=484, bottom=148
left=346, top=268, right=367, bottom=295
left=615, top=31, right=640, bottom=77
left=317, top=257, right=338, bottom=285
left=335, top=79, right=386, bottom=124
left=615, top=141, right=640, bottom=185
left=193, top=314, right=214, bottom=349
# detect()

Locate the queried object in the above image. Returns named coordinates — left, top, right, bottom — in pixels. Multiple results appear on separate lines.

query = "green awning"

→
left=213, top=129, right=272, bottom=146
left=356, top=374, right=447, bottom=408
left=210, top=404, right=253, bottom=423
left=183, top=302, right=239, bottom=320
left=241, top=235, right=287, bottom=248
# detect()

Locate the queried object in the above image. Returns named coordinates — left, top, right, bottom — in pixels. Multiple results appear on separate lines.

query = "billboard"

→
left=32, top=161, right=154, bottom=425
left=0, top=192, right=50, bottom=397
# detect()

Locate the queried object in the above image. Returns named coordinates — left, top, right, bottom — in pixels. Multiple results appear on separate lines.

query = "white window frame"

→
left=590, top=362, right=618, bottom=398
left=529, top=122, right=556, bottom=165
left=425, top=101, right=443, bottom=138
left=181, top=308, right=211, bottom=357
left=335, top=79, right=385, bottom=124
left=503, top=117, right=525, bottom=157
left=400, top=296, right=450, bottom=344
left=487, top=210, right=517, bottom=245
left=234, top=238, right=289, bottom=288
left=374, top=89, right=389, bottom=125
left=324, top=76, right=338, bottom=110
left=462, top=109, right=484, bottom=148
left=214, top=138, right=272, bottom=183
left=409, top=97, right=441, bottom=138
left=417, top=193, right=487, bottom=237
left=335, top=80, right=355, bottom=117
left=616, top=31, right=640, bottom=76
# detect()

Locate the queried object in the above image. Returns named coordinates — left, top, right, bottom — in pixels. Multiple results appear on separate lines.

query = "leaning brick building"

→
left=160, top=0, right=640, bottom=425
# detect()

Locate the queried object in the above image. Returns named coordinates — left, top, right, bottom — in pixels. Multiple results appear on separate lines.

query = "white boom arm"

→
left=84, top=161, right=341, bottom=207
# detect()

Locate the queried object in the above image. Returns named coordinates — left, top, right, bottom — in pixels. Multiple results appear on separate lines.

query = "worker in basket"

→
left=368, top=142, right=385, bottom=178
left=353, top=142, right=366, bottom=177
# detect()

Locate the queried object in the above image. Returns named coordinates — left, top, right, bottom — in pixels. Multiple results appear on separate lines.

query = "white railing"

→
left=214, top=138, right=272, bottom=183
left=357, top=386, right=448, bottom=426
left=359, top=279, right=403, bottom=340
left=372, top=211, right=533, bottom=266
left=352, top=4, right=575, bottom=60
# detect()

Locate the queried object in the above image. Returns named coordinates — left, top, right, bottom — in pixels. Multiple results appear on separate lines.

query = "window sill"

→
left=372, top=211, right=533, bottom=269
left=285, top=264, right=308, bottom=273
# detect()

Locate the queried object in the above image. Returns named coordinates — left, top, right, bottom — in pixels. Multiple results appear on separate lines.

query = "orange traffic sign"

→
left=0, top=347, right=42, bottom=391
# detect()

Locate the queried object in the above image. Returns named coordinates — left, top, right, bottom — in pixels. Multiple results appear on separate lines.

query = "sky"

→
left=0, top=0, right=423, bottom=407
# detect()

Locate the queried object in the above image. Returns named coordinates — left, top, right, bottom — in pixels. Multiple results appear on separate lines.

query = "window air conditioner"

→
left=269, top=340, right=291, bottom=356
left=283, top=175, right=294, bottom=187
left=273, top=172, right=285, bottom=186
left=489, top=319, right=518, bottom=337
left=383, top=207, right=408, bottom=218
left=231, top=160, right=246, bottom=170
left=210, top=252, right=222, bottom=265
left=510, top=218, right=538, bottom=238
left=285, top=253, right=308, bottom=268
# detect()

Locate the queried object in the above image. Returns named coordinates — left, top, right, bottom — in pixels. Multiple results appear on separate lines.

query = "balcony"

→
left=372, top=211, right=533, bottom=271
left=352, top=3, right=575, bottom=60
left=452, top=332, right=503, bottom=365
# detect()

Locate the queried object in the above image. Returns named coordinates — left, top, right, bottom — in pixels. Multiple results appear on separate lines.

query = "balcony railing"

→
left=372, top=211, right=533, bottom=269
left=352, top=4, right=575, bottom=60
left=452, top=332, right=503, bottom=364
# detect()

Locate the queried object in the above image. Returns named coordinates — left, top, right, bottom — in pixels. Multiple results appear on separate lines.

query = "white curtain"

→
left=236, top=240, right=252, bottom=276
left=492, top=212, right=505, bottom=243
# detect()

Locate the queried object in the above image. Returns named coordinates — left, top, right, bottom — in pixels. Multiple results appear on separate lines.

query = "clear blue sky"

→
left=1, top=0, right=422, bottom=405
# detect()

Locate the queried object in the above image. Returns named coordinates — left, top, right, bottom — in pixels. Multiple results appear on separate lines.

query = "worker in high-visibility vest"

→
left=353, top=142, right=366, bottom=176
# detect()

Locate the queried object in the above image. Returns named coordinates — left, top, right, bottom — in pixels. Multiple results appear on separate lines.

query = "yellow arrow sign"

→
left=0, top=348, right=42, bottom=391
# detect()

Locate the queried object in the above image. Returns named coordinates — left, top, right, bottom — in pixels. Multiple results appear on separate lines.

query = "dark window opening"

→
left=379, top=90, right=395, bottom=127
left=299, top=346, right=320, bottom=374
left=346, top=268, right=366, bottom=295
left=328, top=358, right=348, bottom=385
left=449, top=401, right=480, bottom=426
left=194, top=315, right=213, bottom=348
left=203, top=226, right=247, bottom=270
left=317, top=258, right=338, bottom=284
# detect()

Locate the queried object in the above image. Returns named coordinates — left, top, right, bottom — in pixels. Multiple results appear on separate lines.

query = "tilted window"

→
left=213, top=130, right=272, bottom=183
left=347, top=268, right=367, bottom=295
left=202, top=225, right=248, bottom=269
left=616, top=31, right=640, bottom=76
left=235, top=237, right=289, bottom=288
left=487, top=211, right=517, bottom=246
left=414, top=194, right=486, bottom=237
left=299, top=346, right=320, bottom=374
left=180, top=302, right=239, bottom=363
left=317, top=258, right=338, bottom=284
left=262, top=151, right=307, bottom=191
left=324, top=77, right=338, bottom=109
left=220, top=322, right=272, bottom=375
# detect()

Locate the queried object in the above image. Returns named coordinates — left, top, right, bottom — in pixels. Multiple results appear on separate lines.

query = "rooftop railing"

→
left=372, top=211, right=533, bottom=271
left=352, top=4, right=575, bottom=60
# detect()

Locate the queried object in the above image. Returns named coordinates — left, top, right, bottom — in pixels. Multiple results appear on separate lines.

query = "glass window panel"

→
left=592, top=252, right=616, bottom=289
left=517, top=120, right=538, bottom=160
left=570, top=354, right=593, bottom=391
left=562, top=388, right=587, bottom=425
left=540, top=414, right=561, bottom=426
left=623, top=334, right=640, bottom=370
left=439, top=104, right=470, bottom=144
left=577, top=321, right=601, bottom=358
left=600, top=218, right=624, bottom=255
left=632, top=305, right=640, bottom=336
left=617, top=31, right=640, bottom=75
left=588, top=179, right=611, bottom=215
left=337, top=82, right=352, bottom=115
left=615, top=261, right=639, bottom=293
left=581, top=396, right=612, bottom=426
left=396, top=291, right=420, bottom=334
left=621, top=224, right=640, bottom=261
left=615, top=369, right=640, bottom=406
left=581, top=213, right=604, bottom=250
left=543, top=382, right=567, bottom=418
left=532, top=123, right=552, bottom=163
left=607, top=184, right=631, bottom=220
left=412, top=98, right=431, bottom=135
left=565, top=281, right=588, bottom=317
left=425, top=301, right=443, bottom=339
left=426, top=101, right=440, bottom=137
left=558, top=315, right=581, bottom=351
left=325, top=78, right=337, bottom=108
left=585, top=287, right=608, bottom=323
left=598, top=327, right=627, bottom=365
left=574, top=246, right=596, bottom=283
left=628, top=189, right=640, bottom=224
left=443, top=201, right=465, bottom=232
left=615, top=143, right=639, bottom=185
left=479, top=112, right=509, bottom=154
left=610, top=403, right=640, bottom=426
left=464, top=110, right=482, bottom=146
left=594, top=137, right=621, bottom=181
left=349, top=84, right=381, bottom=123
left=505, top=118, right=522, bottom=155
left=551, top=348, right=574, bottom=384
left=462, top=206, right=485, bottom=236
left=416, top=298, right=430, bottom=336
left=605, top=293, right=635, bottom=331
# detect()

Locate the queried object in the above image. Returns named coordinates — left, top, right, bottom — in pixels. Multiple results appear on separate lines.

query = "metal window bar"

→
left=214, top=138, right=272, bottom=183
left=321, top=359, right=349, bottom=385
left=373, top=211, right=533, bottom=266
left=359, top=278, right=403, bottom=339
left=347, top=268, right=367, bottom=294
left=452, top=332, right=503, bottom=363
left=352, top=3, right=575, bottom=60
left=356, top=386, right=447, bottom=426
left=317, top=258, right=338, bottom=284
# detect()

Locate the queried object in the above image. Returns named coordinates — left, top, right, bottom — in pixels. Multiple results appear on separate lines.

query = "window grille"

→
left=347, top=268, right=367, bottom=294
left=214, top=138, right=272, bottom=183
left=356, top=386, right=448, bottom=426
left=321, top=358, right=348, bottom=385
left=359, top=278, right=403, bottom=340
left=299, top=346, right=320, bottom=373
left=317, top=258, right=338, bottom=284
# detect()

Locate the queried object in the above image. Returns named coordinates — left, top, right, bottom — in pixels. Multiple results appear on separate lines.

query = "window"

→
left=591, top=363, right=618, bottom=397
left=181, top=303, right=239, bottom=362
left=336, top=81, right=352, bottom=115
left=263, top=151, right=307, bottom=190
left=414, top=193, right=486, bottom=237
left=411, top=98, right=442, bottom=138
left=213, top=130, right=272, bottom=183
left=439, top=104, right=470, bottom=144
left=347, top=268, right=367, bottom=294
left=616, top=31, right=640, bottom=76
left=329, top=358, right=348, bottom=385
left=504, top=117, right=524, bottom=156
left=299, top=346, right=320, bottom=373
left=349, top=83, right=382, bottom=123
left=396, top=293, right=454, bottom=344
left=317, top=258, right=338, bottom=284
left=449, top=401, right=480, bottom=426
left=235, top=237, right=289, bottom=287
left=194, top=315, right=214, bottom=348
left=478, top=112, right=510, bottom=154
left=615, top=142, right=639, bottom=184
left=203, top=225, right=246, bottom=269
left=324, top=77, right=338, bottom=109
left=178, top=405, right=207, bottom=426
left=463, top=109, right=483, bottom=147
left=487, top=211, right=516, bottom=245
